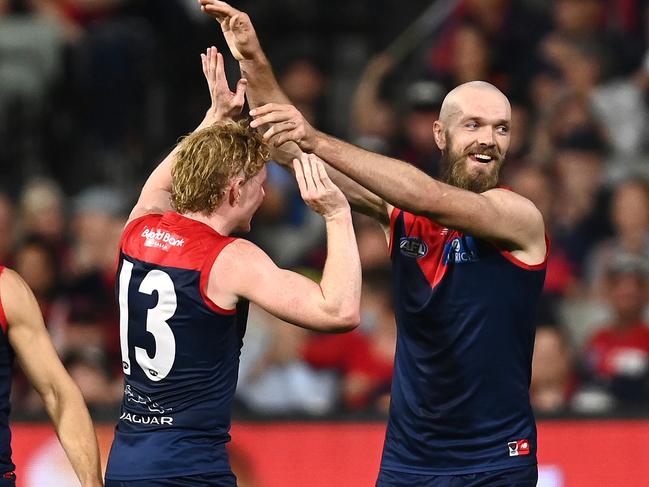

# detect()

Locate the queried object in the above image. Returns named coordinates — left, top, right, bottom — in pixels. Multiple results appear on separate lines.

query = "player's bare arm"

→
left=199, top=0, right=391, bottom=225
left=208, top=153, right=362, bottom=332
left=250, top=103, right=546, bottom=264
left=128, top=46, right=247, bottom=224
left=199, top=0, right=284, bottom=107
left=1, top=269, right=103, bottom=487
left=273, top=143, right=391, bottom=225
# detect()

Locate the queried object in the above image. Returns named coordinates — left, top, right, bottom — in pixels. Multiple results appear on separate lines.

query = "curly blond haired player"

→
left=104, top=46, right=361, bottom=486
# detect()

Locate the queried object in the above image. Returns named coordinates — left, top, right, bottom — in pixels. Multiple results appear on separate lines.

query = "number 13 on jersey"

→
left=118, top=260, right=178, bottom=382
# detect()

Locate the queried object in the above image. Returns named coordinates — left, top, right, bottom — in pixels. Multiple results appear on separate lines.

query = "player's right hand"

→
left=198, top=0, right=262, bottom=62
left=293, top=153, right=350, bottom=221
left=250, top=103, right=318, bottom=152
left=201, top=46, right=247, bottom=120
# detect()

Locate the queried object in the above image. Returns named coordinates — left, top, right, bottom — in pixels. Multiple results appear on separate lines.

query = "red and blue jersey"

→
left=0, top=267, right=15, bottom=478
left=106, top=212, right=248, bottom=481
left=380, top=208, right=547, bottom=475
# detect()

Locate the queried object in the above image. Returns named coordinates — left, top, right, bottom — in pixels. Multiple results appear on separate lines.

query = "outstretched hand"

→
left=293, top=153, right=349, bottom=221
left=250, top=103, right=318, bottom=152
left=201, top=46, right=247, bottom=121
left=198, top=0, right=262, bottom=62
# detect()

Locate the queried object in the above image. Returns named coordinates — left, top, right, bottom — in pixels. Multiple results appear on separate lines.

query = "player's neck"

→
left=180, top=209, right=236, bottom=236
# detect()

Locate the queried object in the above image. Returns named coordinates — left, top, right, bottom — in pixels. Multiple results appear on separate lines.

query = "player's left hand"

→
left=201, top=46, right=247, bottom=121
left=249, top=103, right=318, bottom=152
left=293, top=153, right=350, bottom=221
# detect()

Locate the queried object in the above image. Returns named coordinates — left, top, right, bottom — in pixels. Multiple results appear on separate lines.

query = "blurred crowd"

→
left=3, top=0, right=649, bottom=419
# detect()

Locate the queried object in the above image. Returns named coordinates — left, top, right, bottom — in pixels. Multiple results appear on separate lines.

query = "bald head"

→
left=432, top=81, right=512, bottom=193
left=439, top=81, right=510, bottom=125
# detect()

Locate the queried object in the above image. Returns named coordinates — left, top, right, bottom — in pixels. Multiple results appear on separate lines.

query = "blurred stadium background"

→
left=2, top=0, right=649, bottom=485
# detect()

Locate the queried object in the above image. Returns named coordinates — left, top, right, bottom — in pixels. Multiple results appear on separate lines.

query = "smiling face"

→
left=433, top=82, right=511, bottom=193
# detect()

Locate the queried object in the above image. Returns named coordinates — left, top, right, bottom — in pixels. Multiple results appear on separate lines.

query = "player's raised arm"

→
left=1, top=269, right=102, bottom=487
left=210, top=153, right=361, bottom=332
left=199, top=0, right=390, bottom=225
left=128, top=46, right=247, bottom=224
left=249, top=95, right=545, bottom=262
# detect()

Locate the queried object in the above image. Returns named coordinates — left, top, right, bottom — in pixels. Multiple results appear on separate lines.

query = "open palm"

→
left=201, top=46, right=247, bottom=120
left=199, top=0, right=261, bottom=61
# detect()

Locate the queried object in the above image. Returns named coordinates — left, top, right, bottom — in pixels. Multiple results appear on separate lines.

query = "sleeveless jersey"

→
left=380, top=208, right=547, bottom=475
left=0, top=267, right=15, bottom=478
left=105, top=212, right=248, bottom=481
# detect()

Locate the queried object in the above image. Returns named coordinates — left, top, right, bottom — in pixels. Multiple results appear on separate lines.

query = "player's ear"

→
left=229, top=178, right=245, bottom=206
left=433, top=121, right=446, bottom=150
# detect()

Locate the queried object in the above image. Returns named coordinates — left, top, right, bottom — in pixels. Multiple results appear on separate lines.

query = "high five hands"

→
left=201, top=46, right=247, bottom=121
left=293, top=153, right=349, bottom=221
left=250, top=103, right=318, bottom=152
left=199, top=1, right=316, bottom=152
left=198, top=0, right=262, bottom=62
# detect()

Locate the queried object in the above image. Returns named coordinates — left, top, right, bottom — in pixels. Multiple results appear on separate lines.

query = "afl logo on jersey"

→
left=399, top=237, right=428, bottom=259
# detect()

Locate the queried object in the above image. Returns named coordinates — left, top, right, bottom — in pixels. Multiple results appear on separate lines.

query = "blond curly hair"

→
left=171, top=119, right=269, bottom=215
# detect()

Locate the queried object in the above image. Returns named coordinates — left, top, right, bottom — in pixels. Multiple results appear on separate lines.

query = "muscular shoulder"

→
left=483, top=188, right=544, bottom=235
left=483, top=187, right=540, bottom=213
left=477, top=188, right=546, bottom=264
left=209, top=239, right=274, bottom=287
left=206, top=239, right=275, bottom=309
left=0, top=268, right=29, bottom=301
left=0, top=268, right=39, bottom=329
left=215, top=238, right=268, bottom=265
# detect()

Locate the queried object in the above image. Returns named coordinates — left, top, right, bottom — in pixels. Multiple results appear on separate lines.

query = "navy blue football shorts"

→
left=376, top=464, right=538, bottom=487
left=105, top=471, right=237, bottom=487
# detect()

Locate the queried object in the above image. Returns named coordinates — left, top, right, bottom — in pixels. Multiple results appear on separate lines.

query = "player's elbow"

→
left=38, top=385, right=59, bottom=414
left=40, top=374, right=84, bottom=415
left=323, top=310, right=361, bottom=333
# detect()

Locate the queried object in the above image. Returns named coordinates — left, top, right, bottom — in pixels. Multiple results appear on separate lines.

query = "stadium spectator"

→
left=581, top=254, right=649, bottom=408
left=18, top=178, right=70, bottom=267
left=278, top=57, right=326, bottom=129
left=63, top=348, right=122, bottom=414
left=350, top=54, right=398, bottom=155
left=355, top=214, right=391, bottom=272
left=13, top=235, right=62, bottom=325
left=586, top=177, right=649, bottom=297
left=393, top=80, right=445, bottom=177
left=236, top=305, right=338, bottom=416
left=303, top=270, right=395, bottom=412
left=549, top=134, right=611, bottom=276
left=530, top=325, right=576, bottom=413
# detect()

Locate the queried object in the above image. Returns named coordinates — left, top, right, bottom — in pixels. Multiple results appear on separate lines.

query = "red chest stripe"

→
left=392, top=209, right=453, bottom=289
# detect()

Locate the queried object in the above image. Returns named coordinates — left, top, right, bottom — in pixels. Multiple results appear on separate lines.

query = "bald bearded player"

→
left=256, top=83, right=546, bottom=487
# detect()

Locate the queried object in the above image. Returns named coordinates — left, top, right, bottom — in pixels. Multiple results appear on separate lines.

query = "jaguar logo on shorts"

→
left=399, top=237, right=428, bottom=259
left=508, top=439, right=530, bottom=457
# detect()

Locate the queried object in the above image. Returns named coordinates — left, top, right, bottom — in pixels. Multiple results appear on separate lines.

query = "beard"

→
left=441, top=136, right=504, bottom=194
